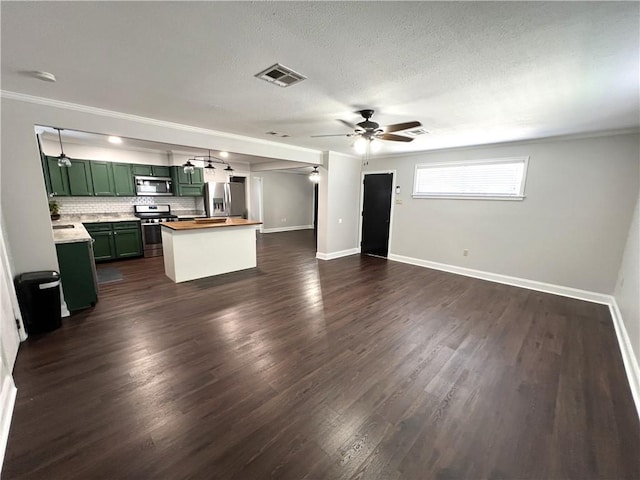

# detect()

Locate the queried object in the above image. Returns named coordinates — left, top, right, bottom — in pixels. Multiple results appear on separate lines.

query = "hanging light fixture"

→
left=309, top=165, right=320, bottom=183
left=224, top=164, right=234, bottom=172
left=55, top=128, right=72, bottom=167
left=183, top=158, right=195, bottom=174
left=204, top=159, right=216, bottom=170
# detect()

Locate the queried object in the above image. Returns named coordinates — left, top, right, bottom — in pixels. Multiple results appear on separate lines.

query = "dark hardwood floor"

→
left=4, top=230, right=640, bottom=479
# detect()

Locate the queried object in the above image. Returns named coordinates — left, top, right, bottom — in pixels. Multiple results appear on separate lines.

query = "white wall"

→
left=317, top=151, right=362, bottom=256
left=615, top=192, right=640, bottom=367
left=260, top=171, right=313, bottom=231
left=0, top=95, right=322, bottom=278
left=364, top=133, right=639, bottom=293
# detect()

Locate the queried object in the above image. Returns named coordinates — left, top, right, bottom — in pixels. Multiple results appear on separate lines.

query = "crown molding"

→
left=367, top=128, right=640, bottom=160
left=0, top=90, right=322, bottom=155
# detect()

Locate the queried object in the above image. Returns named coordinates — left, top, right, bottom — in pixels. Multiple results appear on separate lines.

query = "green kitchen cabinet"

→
left=152, top=165, right=171, bottom=177
left=68, top=159, right=94, bottom=196
left=56, top=241, right=98, bottom=311
left=46, top=156, right=70, bottom=196
left=112, top=163, right=135, bottom=196
left=172, top=166, right=204, bottom=196
left=89, top=230, right=115, bottom=261
left=191, top=167, right=204, bottom=184
left=132, top=164, right=152, bottom=176
left=90, top=161, right=116, bottom=196
left=132, top=164, right=170, bottom=177
left=84, top=221, right=142, bottom=261
left=113, top=223, right=143, bottom=258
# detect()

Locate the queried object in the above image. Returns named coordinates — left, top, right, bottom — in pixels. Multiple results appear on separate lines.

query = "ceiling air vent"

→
left=402, top=128, right=430, bottom=137
left=255, top=63, right=307, bottom=88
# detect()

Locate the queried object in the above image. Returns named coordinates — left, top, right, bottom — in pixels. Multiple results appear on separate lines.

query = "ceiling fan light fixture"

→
left=370, top=138, right=382, bottom=153
left=354, top=137, right=368, bottom=154
left=309, top=166, right=320, bottom=183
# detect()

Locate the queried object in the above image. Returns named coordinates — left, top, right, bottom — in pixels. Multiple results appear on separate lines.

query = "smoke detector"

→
left=255, top=63, right=306, bottom=88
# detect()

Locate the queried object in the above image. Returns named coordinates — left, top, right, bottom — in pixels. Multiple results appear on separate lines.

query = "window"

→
left=413, top=157, right=528, bottom=200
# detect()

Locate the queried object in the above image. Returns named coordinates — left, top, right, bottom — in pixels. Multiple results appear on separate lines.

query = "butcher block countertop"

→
left=161, top=218, right=262, bottom=231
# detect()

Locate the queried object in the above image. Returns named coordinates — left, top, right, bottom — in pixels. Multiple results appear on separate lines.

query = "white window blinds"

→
left=413, top=157, right=528, bottom=199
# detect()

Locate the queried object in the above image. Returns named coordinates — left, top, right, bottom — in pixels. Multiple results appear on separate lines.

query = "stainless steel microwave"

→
left=134, top=176, right=173, bottom=196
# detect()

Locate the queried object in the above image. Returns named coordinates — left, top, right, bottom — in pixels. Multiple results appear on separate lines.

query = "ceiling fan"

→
left=311, top=109, right=422, bottom=144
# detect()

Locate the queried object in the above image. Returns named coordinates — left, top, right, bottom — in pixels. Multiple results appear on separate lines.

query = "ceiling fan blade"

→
left=384, top=121, right=422, bottom=133
left=337, top=119, right=357, bottom=129
left=311, top=134, right=350, bottom=137
left=379, top=133, right=414, bottom=142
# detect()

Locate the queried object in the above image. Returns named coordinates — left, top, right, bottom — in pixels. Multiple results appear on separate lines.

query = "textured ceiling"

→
left=2, top=2, right=638, bottom=156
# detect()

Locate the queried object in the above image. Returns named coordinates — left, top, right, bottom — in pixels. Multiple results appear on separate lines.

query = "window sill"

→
left=411, top=194, right=526, bottom=201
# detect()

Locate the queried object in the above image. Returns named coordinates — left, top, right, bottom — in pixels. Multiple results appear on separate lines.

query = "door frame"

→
left=359, top=170, right=396, bottom=257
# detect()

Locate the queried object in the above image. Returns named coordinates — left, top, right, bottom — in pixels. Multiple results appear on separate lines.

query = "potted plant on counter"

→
left=49, top=199, right=61, bottom=221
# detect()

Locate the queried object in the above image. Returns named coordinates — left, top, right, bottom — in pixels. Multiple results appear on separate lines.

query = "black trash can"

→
left=14, top=271, right=62, bottom=335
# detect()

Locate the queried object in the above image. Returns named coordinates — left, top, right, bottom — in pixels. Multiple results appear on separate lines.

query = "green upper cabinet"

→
left=112, top=163, right=135, bottom=196
left=175, top=166, right=191, bottom=184
left=191, top=167, right=204, bottom=185
left=152, top=165, right=171, bottom=177
left=90, top=161, right=115, bottom=196
left=68, top=160, right=94, bottom=196
left=131, top=164, right=152, bottom=176
left=172, top=166, right=204, bottom=196
left=132, top=164, right=170, bottom=177
left=46, top=156, right=70, bottom=196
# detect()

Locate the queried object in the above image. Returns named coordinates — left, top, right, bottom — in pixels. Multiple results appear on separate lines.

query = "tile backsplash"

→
left=56, top=196, right=204, bottom=215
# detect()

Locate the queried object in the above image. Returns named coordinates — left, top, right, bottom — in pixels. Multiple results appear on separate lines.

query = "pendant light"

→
left=183, top=158, right=195, bottom=174
left=204, top=149, right=216, bottom=170
left=55, top=128, right=72, bottom=167
left=309, top=165, right=320, bottom=183
left=224, top=164, right=234, bottom=172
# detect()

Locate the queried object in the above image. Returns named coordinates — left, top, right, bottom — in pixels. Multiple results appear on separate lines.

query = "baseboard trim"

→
left=609, top=299, right=640, bottom=419
left=387, top=254, right=611, bottom=304
left=387, top=253, right=640, bottom=419
left=0, top=375, right=17, bottom=474
left=262, top=225, right=313, bottom=234
left=316, top=248, right=360, bottom=261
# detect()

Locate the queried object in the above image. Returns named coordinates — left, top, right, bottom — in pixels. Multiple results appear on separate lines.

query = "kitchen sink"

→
left=52, top=224, right=75, bottom=230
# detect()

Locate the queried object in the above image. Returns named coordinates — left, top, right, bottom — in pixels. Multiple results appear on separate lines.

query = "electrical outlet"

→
left=463, top=249, right=469, bottom=256
left=281, top=217, right=286, bottom=223
left=395, top=199, right=403, bottom=205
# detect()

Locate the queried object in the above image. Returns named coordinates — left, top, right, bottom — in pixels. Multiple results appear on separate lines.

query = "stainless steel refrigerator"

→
left=204, top=182, right=247, bottom=217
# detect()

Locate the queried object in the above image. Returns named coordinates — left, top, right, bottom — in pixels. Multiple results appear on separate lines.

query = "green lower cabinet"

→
left=84, top=221, right=142, bottom=261
left=56, top=241, right=98, bottom=312
left=113, top=227, right=142, bottom=258
left=90, top=230, right=115, bottom=261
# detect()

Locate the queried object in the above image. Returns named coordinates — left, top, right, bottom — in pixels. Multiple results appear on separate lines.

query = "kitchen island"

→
left=160, top=218, right=262, bottom=283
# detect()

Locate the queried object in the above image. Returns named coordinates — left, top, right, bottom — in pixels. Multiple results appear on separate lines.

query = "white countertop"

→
left=58, top=214, right=140, bottom=223
left=52, top=222, right=93, bottom=244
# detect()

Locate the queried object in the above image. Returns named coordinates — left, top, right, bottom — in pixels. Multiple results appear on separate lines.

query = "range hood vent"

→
left=255, top=63, right=307, bottom=88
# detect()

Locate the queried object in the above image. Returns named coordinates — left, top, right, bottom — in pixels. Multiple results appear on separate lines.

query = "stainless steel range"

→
left=134, top=205, right=178, bottom=257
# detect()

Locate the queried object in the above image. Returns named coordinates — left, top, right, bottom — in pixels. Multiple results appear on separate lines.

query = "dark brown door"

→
left=361, top=173, right=393, bottom=257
